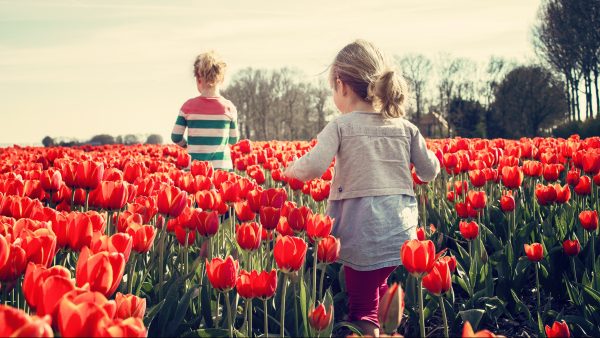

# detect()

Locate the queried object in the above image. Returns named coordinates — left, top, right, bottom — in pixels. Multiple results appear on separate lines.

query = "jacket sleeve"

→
left=288, top=120, right=339, bottom=181
left=171, top=109, right=188, bottom=147
left=410, top=127, right=440, bottom=182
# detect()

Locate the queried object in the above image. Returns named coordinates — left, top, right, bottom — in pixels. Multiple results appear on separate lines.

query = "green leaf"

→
left=299, top=279, right=310, bottom=337
left=181, top=328, right=231, bottom=337
left=165, top=286, right=200, bottom=336
left=511, top=289, right=532, bottom=322
left=459, top=308, right=485, bottom=331
left=144, top=299, right=165, bottom=327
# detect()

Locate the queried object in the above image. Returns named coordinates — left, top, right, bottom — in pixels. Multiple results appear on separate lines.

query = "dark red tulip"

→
left=500, top=191, right=515, bottom=212
left=566, top=169, right=580, bottom=186
left=288, top=206, right=312, bottom=233
left=259, top=206, right=281, bottom=231
left=542, top=163, right=563, bottom=182
left=40, top=168, right=63, bottom=192
left=468, top=170, right=486, bottom=187
left=459, top=221, right=479, bottom=240
left=193, top=210, right=219, bottom=237
left=554, top=184, right=571, bottom=204
left=562, top=239, right=580, bottom=256
left=441, top=255, right=457, bottom=273
left=126, top=223, right=156, bottom=253
left=416, top=227, right=426, bottom=241
left=523, top=160, right=543, bottom=177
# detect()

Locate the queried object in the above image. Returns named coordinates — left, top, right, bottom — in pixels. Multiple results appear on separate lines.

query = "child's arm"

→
left=410, top=127, right=440, bottom=182
left=285, top=121, right=339, bottom=181
left=171, top=110, right=188, bottom=147
left=228, top=106, right=239, bottom=145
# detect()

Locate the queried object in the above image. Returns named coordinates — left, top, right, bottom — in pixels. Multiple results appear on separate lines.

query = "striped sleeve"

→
left=171, top=110, right=188, bottom=146
left=228, top=105, right=239, bottom=145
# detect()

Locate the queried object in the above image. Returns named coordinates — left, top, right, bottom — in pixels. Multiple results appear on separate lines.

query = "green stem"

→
left=158, top=216, right=168, bottom=300
left=225, top=292, right=233, bottom=337
left=264, top=299, right=269, bottom=338
left=418, top=278, right=426, bottom=338
left=312, top=240, right=319, bottom=305
left=535, top=263, right=542, bottom=329
left=280, top=273, right=288, bottom=338
left=85, top=189, right=89, bottom=212
left=128, top=253, right=137, bottom=294
left=319, top=265, right=326, bottom=300
left=248, top=300, right=253, bottom=337
left=439, top=295, right=449, bottom=338
left=571, top=257, right=577, bottom=284
left=592, top=231, right=596, bottom=288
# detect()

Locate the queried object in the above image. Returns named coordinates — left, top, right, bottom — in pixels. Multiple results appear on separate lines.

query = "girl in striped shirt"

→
left=171, top=51, right=239, bottom=170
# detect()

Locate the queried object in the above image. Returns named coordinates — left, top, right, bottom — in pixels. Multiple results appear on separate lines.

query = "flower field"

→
left=0, top=135, right=599, bottom=337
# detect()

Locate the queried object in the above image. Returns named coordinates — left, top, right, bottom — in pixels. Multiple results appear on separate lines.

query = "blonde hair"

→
left=193, top=51, right=227, bottom=86
left=330, top=39, right=408, bottom=118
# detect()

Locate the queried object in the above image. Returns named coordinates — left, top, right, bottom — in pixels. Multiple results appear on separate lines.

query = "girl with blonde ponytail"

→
left=284, top=39, right=440, bottom=336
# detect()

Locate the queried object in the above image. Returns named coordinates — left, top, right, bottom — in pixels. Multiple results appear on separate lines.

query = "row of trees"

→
left=533, top=0, right=600, bottom=121
left=222, top=68, right=333, bottom=141
left=42, top=134, right=163, bottom=147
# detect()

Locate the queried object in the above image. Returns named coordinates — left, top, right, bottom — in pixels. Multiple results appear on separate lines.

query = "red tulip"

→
left=523, top=160, right=543, bottom=177
left=500, top=191, right=515, bottom=212
left=416, top=227, right=426, bottom=240
left=236, top=222, right=262, bottom=251
left=40, top=168, right=63, bottom=192
left=422, top=260, right=452, bottom=296
left=75, top=246, right=126, bottom=297
left=219, top=180, right=241, bottom=203
left=378, top=282, right=405, bottom=335
left=190, top=160, right=214, bottom=178
left=566, top=169, right=580, bottom=186
left=535, top=184, right=557, bottom=206
left=123, top=162, right=146, bottom=184
left=260, top=188, right=287, bottom=208
left=195, top=190, right=217, bottom=211
left=462, top=321, right=498, bottom=337
left=441, top=255, right=457, bottom=273
left=0, top=305, right=53, bottom=337
left=288, top=206, right=312, bottom=233
left=174, top=224, right=196, bottom=245
left=18, top=228, right=57, bottom=267
left=74, top=160, right=104, bottom=190
left=35, top=275, right=77, bottom=317
left=259, top=206, right=281, bottom=231
left=102, top=317, right=147, bottom=337
left=157, top=185, right=188, bottom=218
left=115, top=292, right=146, bottom=319
left=501, top=166, right=523, bottom=189
left=468, top=170, right=486, bottom=187
left=90, top=232, right=132, bottom=262
left=254, top=269, right=278, bottom=300
left=0, top=235, right=8, bottom=272
left=459, top=221, right=479, bottom=240
left=582, top=150, right=600, bottom=175
left=524, top=243, right=544, bottom=262
left=306, top=214, right=333, bottom=241
left=126, top=223, right=156, bottom=253
left=274, top=235, right=308, bottom=273
left=467, top=190, right=487, bottom=209
left=308, top=303, right=333, bottom=332
left=594, top=173, right=600, bottom=186
left=276, top=217, right=295, bottom=236
left=100, top=181, right=129, bottom=210
left=0, top=240, right=27, bottom=282
left=554, top=184, right=571, bottom=204
left=23, top=263, right=71, bottom=311
left=400, top=239, right=437, bottom=277
left=317, top=235, right=340, bottom=264
left=234, top=200, right=256, bottom=222
left=235, top=269, right=254, bottom=299
left=56, top=291, right=115, bottom=337
left=545, top=320, right=570, bottom=338
left=543, top=163, right=563, bottom=182
left=115, top=211, right=143, bottom=233
left=194, top=210, right=220, bottom=237
left=579, top=210, right=598, bottom=231
left=574, top=175, right=591, bottom=195
left=562, top=239, right=580, bottom=256
left=206, top=256, right=239, bottom=292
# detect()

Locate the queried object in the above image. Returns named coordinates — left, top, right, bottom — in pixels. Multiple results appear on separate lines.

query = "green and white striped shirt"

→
left=171, top=96, right=239, bottom=170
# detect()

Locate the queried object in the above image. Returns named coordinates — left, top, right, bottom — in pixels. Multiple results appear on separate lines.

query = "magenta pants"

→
left=344, top=265, right=398, bottom=327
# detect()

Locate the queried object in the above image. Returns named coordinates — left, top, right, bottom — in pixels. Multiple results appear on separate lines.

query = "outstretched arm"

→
left=410, top=127, right=440, bottom=182
left=171, top=110, right=188, bottom=147
left=285, top=120, right=340, bottom=181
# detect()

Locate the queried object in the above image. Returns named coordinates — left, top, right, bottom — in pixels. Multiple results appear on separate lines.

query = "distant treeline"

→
left=41, top=134, right=163, bottom=147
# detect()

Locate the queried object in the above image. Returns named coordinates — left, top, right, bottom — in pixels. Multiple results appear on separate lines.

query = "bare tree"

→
left=396, top=54, right=432, bottom=123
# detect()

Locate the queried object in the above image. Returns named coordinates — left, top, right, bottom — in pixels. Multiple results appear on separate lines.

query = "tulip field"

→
left=0, top=136, right=599, bottom=337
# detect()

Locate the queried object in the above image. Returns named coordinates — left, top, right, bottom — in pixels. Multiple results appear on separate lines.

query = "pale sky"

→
left=0, top=0, right=542, bottom=145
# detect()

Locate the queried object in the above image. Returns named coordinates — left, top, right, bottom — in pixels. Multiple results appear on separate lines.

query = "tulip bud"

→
left=378, top=283, right=405, bottom=335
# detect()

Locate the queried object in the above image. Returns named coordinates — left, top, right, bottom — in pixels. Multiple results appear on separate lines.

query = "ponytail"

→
left=368, top=69, right=408, bottom=119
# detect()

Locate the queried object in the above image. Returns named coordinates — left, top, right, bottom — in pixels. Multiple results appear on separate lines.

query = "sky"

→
left=0, top=0, right=542, bottom=145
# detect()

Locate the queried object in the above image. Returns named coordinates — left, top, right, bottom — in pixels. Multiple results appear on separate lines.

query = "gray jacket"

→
left=287, top=111, right=440, bottom=200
